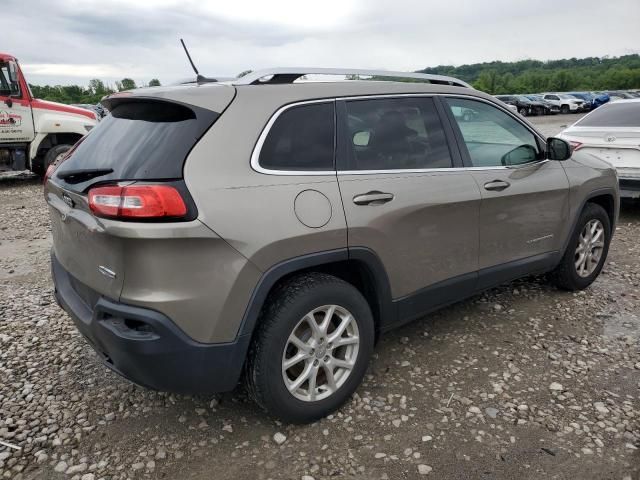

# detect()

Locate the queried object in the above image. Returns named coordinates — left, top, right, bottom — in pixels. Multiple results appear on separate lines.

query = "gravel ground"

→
left=1, top=114, right=638, bottom=480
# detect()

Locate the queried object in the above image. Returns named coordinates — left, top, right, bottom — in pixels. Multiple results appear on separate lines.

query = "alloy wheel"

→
left=574, top=219, right=605, bottom=277
left=281, top=305, right=360, bottom=402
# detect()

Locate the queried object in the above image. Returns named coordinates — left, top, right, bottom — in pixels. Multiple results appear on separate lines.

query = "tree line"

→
left=418, top=54, right=640, bottom=94
left=26, top=54, right=640, bottom=103
left=28, top=78, right=161, bottom=105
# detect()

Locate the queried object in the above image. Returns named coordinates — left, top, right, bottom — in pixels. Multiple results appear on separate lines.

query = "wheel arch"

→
left=29, top=132, right=84, bottom=171
left=238, top=248, right=395, bottom=343
left=561, top=188, right=618, bottom=256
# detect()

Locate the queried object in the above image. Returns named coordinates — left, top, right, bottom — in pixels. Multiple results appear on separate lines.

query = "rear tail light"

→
left=88, top=185, right=187, bottom=219
left=568, top=141, right=583, bottom=151
left=44, top=164, right=57, bottom=184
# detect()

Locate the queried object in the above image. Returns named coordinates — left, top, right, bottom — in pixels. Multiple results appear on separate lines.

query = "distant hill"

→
left=417, top=54, right=640, bottom=94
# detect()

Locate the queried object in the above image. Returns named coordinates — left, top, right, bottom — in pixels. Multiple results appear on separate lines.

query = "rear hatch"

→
left=566, top=127, right=640, bottom=176
left=46, top=84, right=235, bottom=302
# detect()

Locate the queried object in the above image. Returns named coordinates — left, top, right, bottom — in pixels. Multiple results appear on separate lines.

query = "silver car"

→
left=45, top=68, right=619, bottom=423
left=559, top=99, right=640, bottom=198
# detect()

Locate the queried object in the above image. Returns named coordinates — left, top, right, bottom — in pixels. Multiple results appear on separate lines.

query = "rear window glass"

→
left=259, top=102, right=335, bottom=171
left=576, top=102, right=640, bottom=127
left=55, top=99, right=218, bottom=191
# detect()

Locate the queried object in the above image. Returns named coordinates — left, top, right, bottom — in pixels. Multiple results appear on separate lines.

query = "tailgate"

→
left=47, top=181, right=125, bottom=301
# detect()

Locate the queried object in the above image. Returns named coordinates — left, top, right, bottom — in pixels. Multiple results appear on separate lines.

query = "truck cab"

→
left=0, top=53, right=97, bottom=174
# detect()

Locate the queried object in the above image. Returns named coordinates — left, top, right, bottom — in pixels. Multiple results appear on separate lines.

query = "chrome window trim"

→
left=250, top=93, right=549, bottom=176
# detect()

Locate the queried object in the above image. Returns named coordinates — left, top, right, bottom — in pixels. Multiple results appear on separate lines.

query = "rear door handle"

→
left=353, top=191, right=395, bottom=205
left=483, top=180, right=511, bottom=192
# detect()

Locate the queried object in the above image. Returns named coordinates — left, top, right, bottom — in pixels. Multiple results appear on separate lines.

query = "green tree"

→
left=148, top=78, right=161, bottom=87
left=118, top=78, right=137, bottom=91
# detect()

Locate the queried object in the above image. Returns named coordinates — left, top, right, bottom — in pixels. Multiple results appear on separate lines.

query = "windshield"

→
left=517, top=96, right=531, bottom=102
left=559, top=94, right=575, bottom=100
left=0, top=62, right=20, bottom=97
left=576, top=102, right=640, bottom=127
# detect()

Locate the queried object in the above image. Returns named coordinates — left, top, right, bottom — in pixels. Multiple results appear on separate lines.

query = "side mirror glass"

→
left=501, top=144, right=538, bottom=166
left=353, top=131, right=371, bottom=147
left=8, top=61, right=18, bottom=83
left=547, top=137, right=571, bottom=161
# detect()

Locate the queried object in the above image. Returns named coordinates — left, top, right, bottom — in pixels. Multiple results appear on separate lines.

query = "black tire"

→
left=43, top=144, right=72, bottom=170
left=552, top=203, right=611, bottom=291
left=560, top=104, right=570, bottom=114
left=519, top=107, right=528, bottom=116
left=246, top=272, right=375, bottom=424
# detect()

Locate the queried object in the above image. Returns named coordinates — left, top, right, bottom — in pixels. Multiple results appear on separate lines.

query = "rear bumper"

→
left=51, top=253, right=250, bottom=394
left=619, top=178, right=640, bottom=199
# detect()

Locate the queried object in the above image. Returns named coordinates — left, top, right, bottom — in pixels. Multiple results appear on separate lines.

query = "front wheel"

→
left=519, top=107, right=528, bottom=116
left=552, top=203, right=611, bottom=291
left=246, top=273, right=374, bottom=424
left=560, top=104, right=570, bottom=114
left=43, top=144, right=72, bottom=171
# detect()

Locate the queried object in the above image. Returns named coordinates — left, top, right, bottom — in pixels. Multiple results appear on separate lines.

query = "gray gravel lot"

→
left=0, top=114, right=638, bottom=480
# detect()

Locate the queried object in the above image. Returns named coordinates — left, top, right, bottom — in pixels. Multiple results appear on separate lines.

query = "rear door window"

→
left=340, top=97, right=452, bottom=170
left=576, top=102, right=640, bottom=127
left=54, top=99, right=219, bottom=192
left=258, top=102, right=335, bottom=171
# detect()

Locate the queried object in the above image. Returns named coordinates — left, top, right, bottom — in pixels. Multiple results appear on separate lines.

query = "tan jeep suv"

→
left=45, top=68, right=619, bottom=423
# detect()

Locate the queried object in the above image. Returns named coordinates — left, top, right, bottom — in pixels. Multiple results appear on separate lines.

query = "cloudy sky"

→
left=5, top=0, right=640, bottom=87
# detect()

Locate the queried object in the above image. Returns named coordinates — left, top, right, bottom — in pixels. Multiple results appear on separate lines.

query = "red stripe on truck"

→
left=31, top=99, right=96, bottom=120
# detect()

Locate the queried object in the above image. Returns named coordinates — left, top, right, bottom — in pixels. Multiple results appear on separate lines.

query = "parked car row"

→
left=494, top=90, right=640, bottom=116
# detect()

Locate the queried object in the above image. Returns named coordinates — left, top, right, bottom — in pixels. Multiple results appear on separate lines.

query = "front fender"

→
left=29, top=109, right=96, bottom=159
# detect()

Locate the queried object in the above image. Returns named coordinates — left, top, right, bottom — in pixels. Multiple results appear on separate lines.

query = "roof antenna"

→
left=180, top=38, right=216, bottom=83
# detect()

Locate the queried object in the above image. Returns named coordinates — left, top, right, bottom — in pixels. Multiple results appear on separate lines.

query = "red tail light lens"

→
left=89, top=185, right=187, bottom=219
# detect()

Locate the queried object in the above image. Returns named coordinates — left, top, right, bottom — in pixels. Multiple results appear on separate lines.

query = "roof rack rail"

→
left=232, top=68, right=472, bottom=88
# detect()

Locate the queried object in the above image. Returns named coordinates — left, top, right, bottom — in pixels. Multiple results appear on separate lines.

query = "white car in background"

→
left=542, top=93, right=584, bottom=114
left=558, top=99, right=640, bottom=198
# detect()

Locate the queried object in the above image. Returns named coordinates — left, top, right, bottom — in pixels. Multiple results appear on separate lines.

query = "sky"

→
left=5, top=0, right=640, bottom=87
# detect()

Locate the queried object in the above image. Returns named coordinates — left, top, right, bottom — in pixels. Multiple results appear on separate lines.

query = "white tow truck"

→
left=0, top=52, right=97, bottom=175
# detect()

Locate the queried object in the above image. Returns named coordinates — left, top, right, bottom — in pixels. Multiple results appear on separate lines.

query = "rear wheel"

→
left=552, top=203, right=611, bottom=291
left=519, top=107, right=528, bottom=116
left=560, top=104, right=570, bottom=114
left=246, top=273, right=374, bottom=423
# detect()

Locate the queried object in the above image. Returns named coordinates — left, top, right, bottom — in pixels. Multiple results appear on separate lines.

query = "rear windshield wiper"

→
left=57, top=168, right=114, bottom=183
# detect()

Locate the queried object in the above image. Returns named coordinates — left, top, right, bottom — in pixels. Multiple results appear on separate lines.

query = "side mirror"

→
left=353, top=131, right=371, bottom=147
left=547, top=137, right=572, bottom=161
left=8, top=61, right=19, bottom=83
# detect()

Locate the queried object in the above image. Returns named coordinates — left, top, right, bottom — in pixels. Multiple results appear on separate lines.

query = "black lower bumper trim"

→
left=51, top=253, right=249, bottom=394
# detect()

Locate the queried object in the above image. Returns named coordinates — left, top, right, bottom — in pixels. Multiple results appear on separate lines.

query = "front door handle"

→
left=353, top=191, right=395, bottom=205
left=483, top=180, right=511, bottom=192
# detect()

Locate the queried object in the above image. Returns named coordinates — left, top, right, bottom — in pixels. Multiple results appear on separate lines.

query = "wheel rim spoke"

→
left=332, top=335, right=359, bottom=348
left=328, top=314, right=353, bottom=343
left=331, top=358, right=355, bottom=370
left=305, top=313, right=322, bottom=339
left=282, top=304, right=360, bottom=402
left=289, top=334, right=312, bottom=354
left=288, top=362, right=314, bottom=393
left=283, top=352, right=308, bottom=370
